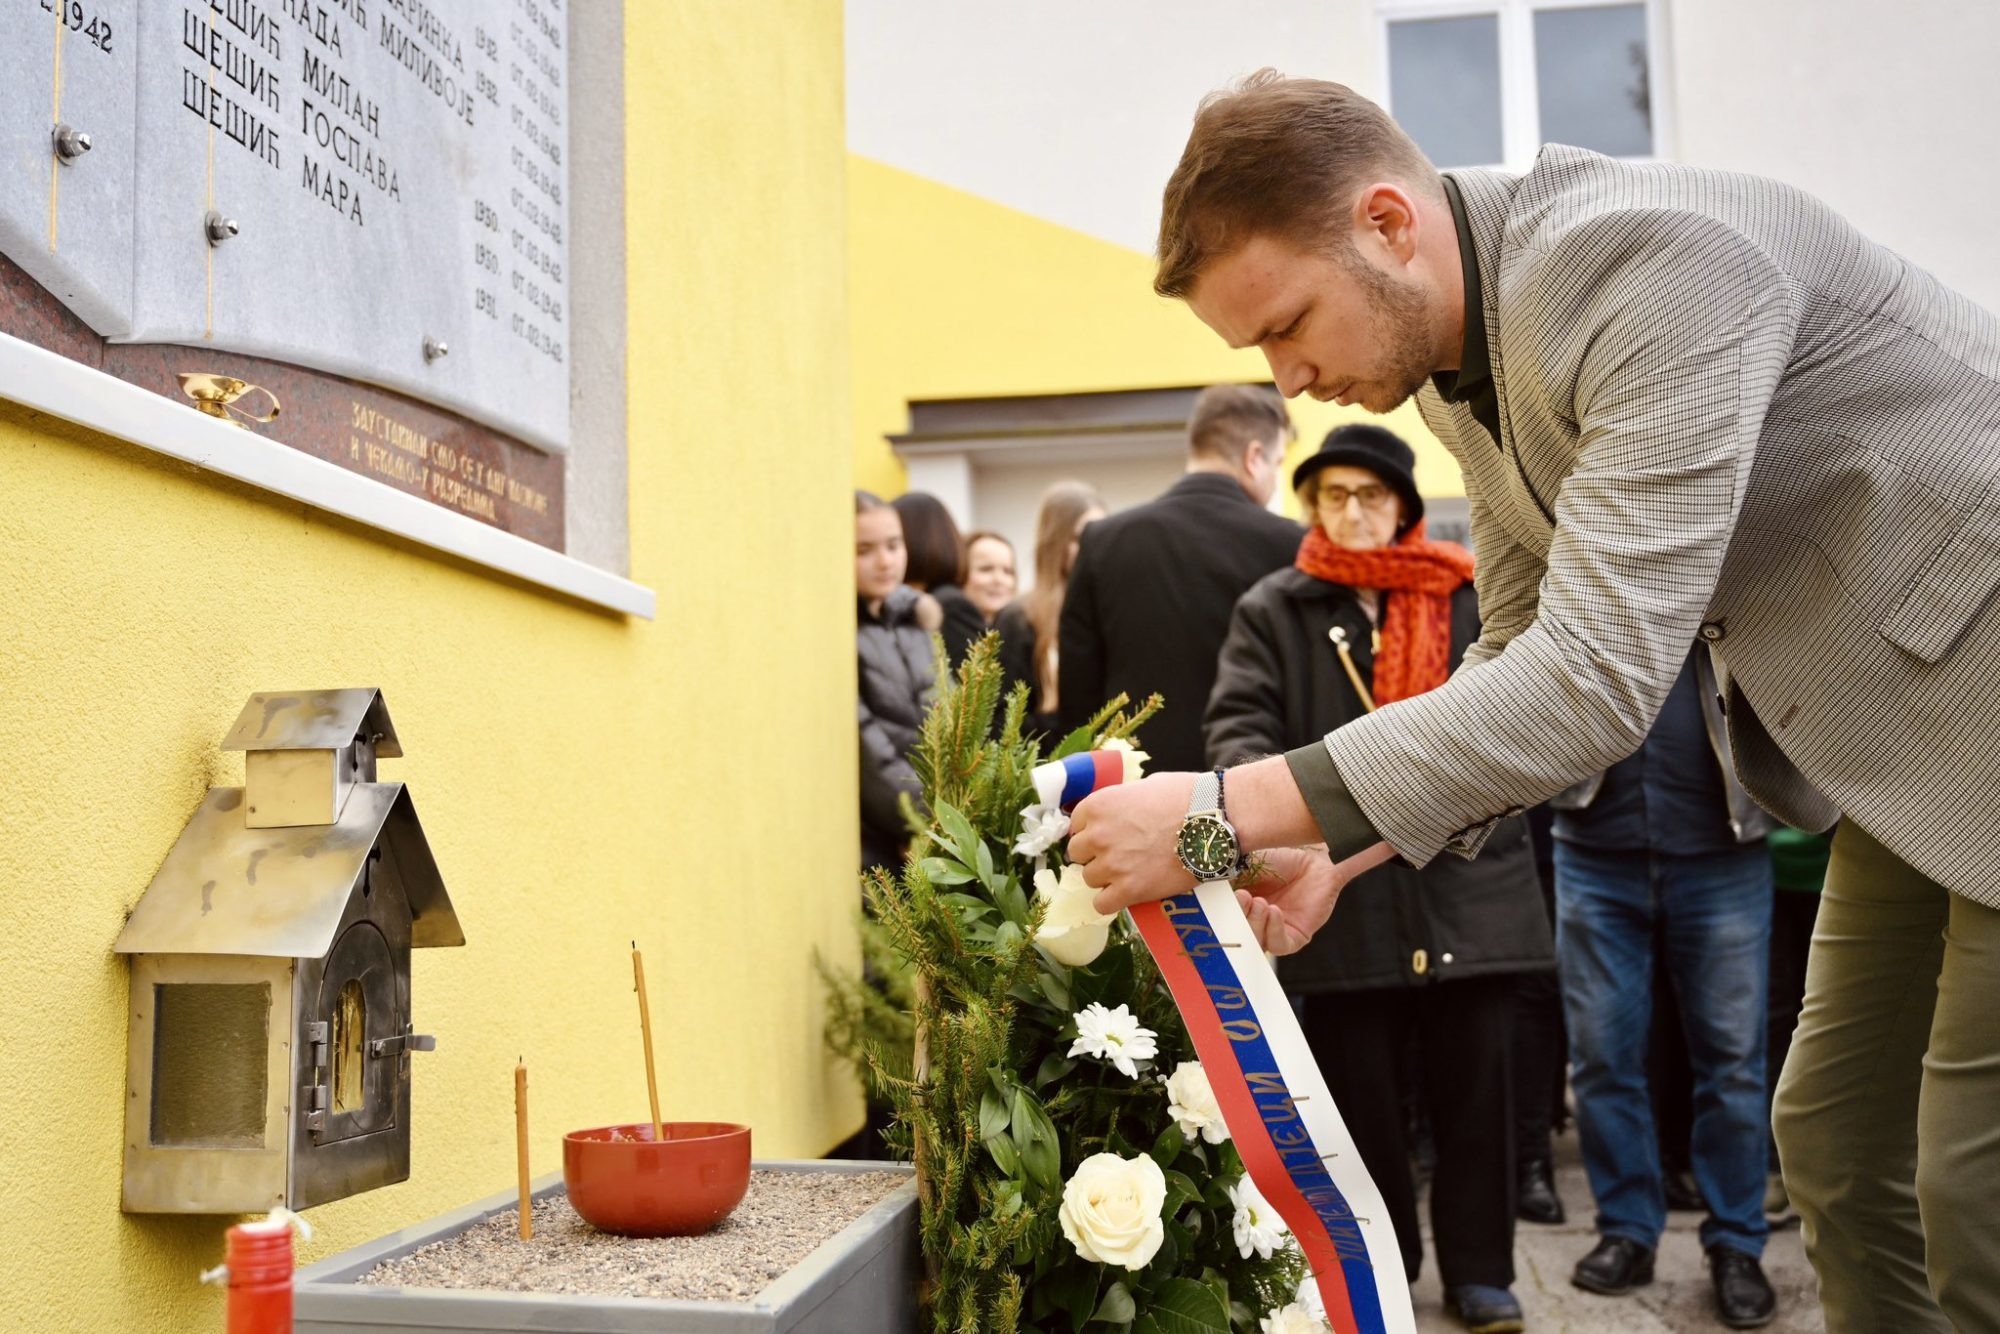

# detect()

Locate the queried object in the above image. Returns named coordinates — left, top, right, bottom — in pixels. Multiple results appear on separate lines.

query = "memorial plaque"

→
left=126, top=0, right=572, bottom=451
left=1, top=0, right=580, bottom=550
left=0, top=0, right=139, bottom=333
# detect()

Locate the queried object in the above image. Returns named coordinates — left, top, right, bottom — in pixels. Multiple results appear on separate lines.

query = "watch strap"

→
left=1188, top=768, right=1222, bottom=815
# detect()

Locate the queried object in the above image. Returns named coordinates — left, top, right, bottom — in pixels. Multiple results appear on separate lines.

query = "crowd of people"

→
left=853, top=384, right=1830, bottom=1333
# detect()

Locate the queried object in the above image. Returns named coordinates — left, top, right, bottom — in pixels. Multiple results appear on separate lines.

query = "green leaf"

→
left=1050, top=719, right=1101, bottom=760
left=1044, top=1263, right=1102, bottom=1334
left=1011, top=1087, right=1063, bottom=1196
left=1203, top=1274, right=1228, bottom=1320
left=1142, top=1278, right=1228, bottom=1334
left=1091, top=1281, right=1137, bottom=1324
left=974, top=836, right=997, bottom=887
left=995, top=920, right=1024, bottom=950
left=1035, top=1051, right=1079, bottom=1088
left=918, top=856, right=976, bottom=885
left=1037, top=970, right=1073, bottom=1013
left=1131, top=1317, right=1162, bottom=1334
left=985, top=1127, right=1023, bottom=1179
left=1071, top=945, right=1135, bottom=1010
left=935, top=799, right=982, bottom=867
left=1161, top=1169, right=1203, bottom=1218
left=996, top=875, right=1031, bottom=926
left=979, top=1087, right=1012, bottom=1142
left=1149, top=1123, right=1184, bottom=1169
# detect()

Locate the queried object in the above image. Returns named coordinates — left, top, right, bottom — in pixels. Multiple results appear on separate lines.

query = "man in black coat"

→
left=1058, top=383, right=1302, bottom=769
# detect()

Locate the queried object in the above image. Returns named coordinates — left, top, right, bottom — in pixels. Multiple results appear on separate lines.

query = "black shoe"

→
left=1517, top=1157, right=1566, bottom=1225
left=1663, top=1167, right=1705, bottom=1212
left=1708, top=1246, right=1777, bottom=1329
left=1571, top=1236, right=1655, bottom=1295
left=1444, top=1284, right=1525, bottom=1333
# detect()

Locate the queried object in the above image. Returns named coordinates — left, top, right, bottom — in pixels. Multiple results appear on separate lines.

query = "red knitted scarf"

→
left=1293, top=520, right=1477, bottom=705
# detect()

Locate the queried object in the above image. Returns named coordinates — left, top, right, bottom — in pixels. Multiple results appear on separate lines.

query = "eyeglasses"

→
left=1316, top=482, right=1395, bottom=511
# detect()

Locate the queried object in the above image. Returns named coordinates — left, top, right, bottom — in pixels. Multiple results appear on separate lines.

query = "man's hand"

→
left=1234, top=847, right=1344, bottom=955
left=1235, top=842, right=1398, bottom=953
left=1068, top=771, right=1199, bottom=914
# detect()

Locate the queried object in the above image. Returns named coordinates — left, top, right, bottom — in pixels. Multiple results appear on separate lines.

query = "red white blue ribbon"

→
left=1032, top=748, right=1135, bottom=812
left=1038, top=752, right=1414, bottom=1334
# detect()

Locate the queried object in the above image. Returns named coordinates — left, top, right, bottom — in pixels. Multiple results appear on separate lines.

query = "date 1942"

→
left=38, top=0, right=114, bottom=55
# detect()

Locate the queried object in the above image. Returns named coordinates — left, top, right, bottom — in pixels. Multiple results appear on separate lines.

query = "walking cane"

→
left=1328, top=626, right=1376, bottom=713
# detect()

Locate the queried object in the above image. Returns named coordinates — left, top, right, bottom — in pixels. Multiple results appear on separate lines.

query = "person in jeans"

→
left=1553, top=647, right=1777, bottom=1327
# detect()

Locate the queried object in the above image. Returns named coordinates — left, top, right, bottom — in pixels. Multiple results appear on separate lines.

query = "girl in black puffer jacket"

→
left=856, top=492, right=935, bottom=872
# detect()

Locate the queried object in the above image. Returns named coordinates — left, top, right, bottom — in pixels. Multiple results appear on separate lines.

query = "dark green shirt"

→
left=1278, top=176, right=1502, bottom=859
left=1431, top=175, right=1503, bottom=449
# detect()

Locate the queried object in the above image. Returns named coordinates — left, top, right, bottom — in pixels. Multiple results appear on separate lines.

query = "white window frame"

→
left=1376, top=0, right=1675, bottom=173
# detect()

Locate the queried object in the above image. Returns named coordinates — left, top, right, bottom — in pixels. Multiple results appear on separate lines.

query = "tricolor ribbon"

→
left=1032, top=748, right=1135, bottom=812
left=1033, top=752, right=1415, bottom=1334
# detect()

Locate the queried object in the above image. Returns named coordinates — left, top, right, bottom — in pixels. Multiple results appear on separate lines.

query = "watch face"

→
left=1177, top=813, right=1239, bottom=880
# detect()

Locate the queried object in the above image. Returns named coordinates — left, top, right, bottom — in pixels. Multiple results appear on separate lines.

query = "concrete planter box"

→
left=294, top=1160, right=917, bottom=1333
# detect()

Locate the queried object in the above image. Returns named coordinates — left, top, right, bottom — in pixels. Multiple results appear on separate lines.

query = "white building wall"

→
left=852, top=1, right=2000, bottom=311
left=847, top=0, right=1381, bottom=255
left=1665, top=0, right=2000, bottom=311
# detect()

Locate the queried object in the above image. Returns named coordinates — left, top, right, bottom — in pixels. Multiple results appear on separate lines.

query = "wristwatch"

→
left=1176, top=768, right=1246, bottom=882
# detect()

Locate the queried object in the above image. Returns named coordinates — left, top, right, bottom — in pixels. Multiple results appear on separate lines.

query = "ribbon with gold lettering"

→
left=1041, top=753, right=1414, bottom=1334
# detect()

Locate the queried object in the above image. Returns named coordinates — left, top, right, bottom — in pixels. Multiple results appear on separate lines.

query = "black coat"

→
left=928, top=583, right=987, bottom=668
left=858, top=587, right=935, bottom=872
left=993, top=602, right=1052, bottom=734
left=1058, top=473, right=1303, bottom=771
left=1204, top=568, right=1553, bottom=992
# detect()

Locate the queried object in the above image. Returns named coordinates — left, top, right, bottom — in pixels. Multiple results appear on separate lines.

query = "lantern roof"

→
left=220, top=688, right=402, bottom=757
left=112, top=783, right=462, bottom=958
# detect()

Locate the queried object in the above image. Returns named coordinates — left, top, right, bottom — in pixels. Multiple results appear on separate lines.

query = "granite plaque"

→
left=0, top=0, right=139, bottom=333
left=123, top=0, right=572, bottom=450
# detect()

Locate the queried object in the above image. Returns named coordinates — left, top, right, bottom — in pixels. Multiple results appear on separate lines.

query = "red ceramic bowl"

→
left=562, top=1121, right=752, bottom=1237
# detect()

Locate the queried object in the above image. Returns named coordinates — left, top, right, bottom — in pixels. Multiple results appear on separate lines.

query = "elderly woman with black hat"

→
left=1204, top=423, right=1553, bottom=1334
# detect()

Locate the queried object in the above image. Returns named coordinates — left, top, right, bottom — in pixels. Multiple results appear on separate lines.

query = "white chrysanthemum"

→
left=1229, top=1175, right=1291, bottom=1260
left=1102, top=737, right=1149, bottom=782
left=1014, top=802, right=1070, bottom=858
left=1033, top=862, right=1116, bottom=966
left=1260, top=1300, right=1330, bottom=1333
left=1293, top=1265, right=1327, bottom=1323
left=1059, top=1152, right=1167, bottom=1270
left=1164, top=1061, right=1230, bottom=1144
left=1068, top=1002, right=1158, bottom=1079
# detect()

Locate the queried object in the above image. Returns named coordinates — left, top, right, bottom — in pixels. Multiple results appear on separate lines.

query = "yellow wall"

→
left=0, top=3, right=856, bottom=1328
left=847, top=154, right=1463, bottom=511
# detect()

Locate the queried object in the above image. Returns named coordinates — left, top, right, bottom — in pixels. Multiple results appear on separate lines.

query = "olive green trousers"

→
left=1773, top=821, right=2000, bottom=1333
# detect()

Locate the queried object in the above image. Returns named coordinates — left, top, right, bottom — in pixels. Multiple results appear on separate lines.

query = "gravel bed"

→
left=358, top=1170, right=910, bottom=1303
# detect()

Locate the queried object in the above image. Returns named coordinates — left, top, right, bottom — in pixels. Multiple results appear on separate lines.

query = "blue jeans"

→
left=1555, top=841, right=1772, bottom=1256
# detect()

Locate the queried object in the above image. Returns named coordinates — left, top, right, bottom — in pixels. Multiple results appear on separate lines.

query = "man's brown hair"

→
left=1155, top=70, right=1440, bottom=300
left=1187, top=383, right=1294, bottom=463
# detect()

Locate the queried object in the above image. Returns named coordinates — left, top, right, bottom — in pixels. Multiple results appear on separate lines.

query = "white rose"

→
left=1058, top=1152, right=1167, bottom=1270
left=1260, top=1301, right=1330, bottom=1334
left=1164, top=1061, right=1230, bottom=1145
left=1034, top=862, right=1115, bottom=966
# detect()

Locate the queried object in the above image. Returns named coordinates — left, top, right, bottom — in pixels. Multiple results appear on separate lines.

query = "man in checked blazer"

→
left=1069, top=71, right=2000, bottom=1334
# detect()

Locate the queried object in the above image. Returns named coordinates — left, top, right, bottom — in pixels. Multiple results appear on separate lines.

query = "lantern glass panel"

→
left=151, top=982, right=269, bottom=1147
left=332, top=978, right=366, bottom=1113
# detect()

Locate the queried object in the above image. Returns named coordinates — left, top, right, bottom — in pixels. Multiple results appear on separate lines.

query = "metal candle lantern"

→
left=115, top=689, right=464, bottom=1214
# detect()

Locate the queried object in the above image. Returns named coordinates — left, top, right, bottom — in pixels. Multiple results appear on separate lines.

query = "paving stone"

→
left=1405, top=1132, right=1824, bottom=1333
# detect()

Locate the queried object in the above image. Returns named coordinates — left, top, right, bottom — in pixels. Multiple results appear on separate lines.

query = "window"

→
left=1381, top=1, right=1662, bottom=170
